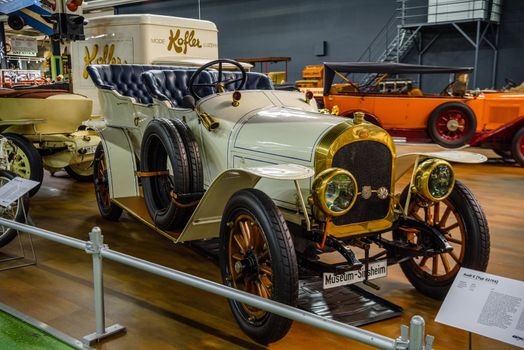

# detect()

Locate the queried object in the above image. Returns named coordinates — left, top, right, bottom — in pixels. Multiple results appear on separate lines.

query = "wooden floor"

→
left=0, top=149, right=523, bottom=350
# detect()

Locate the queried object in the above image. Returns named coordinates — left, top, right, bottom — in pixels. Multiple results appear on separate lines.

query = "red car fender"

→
left=469, top=116, right=524, bottom=147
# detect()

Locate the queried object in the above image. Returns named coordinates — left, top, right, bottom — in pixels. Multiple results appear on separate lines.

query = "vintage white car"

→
left=88, top=59, right=490, bottom=344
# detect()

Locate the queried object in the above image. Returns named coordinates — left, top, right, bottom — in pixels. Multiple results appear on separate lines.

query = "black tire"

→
left=393, top=180, right=490, bottom=299
left=65, top=163, right=94, bottom=182
left=219, top=189, right=298, bottom=344
left=427, top=103, right=477, bottom=148
left=3, top=133, right=43, bottom=196
left=493, top=148, right=513, bottom=159
left=169, top=119, right=203, bottom=192
left=93, top=143, right=122, bottom=221
left=0, top=170, right=29, bottom=247
left=511, top=127, right=524, bottom=166
left=141, top=118, right=192, bottom=230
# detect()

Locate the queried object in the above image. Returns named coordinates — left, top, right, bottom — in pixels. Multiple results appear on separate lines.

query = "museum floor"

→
left=0, top=147, right=522, bottom=350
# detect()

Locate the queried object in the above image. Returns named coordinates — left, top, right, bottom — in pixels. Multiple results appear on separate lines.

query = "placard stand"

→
left=0, top=204, right=37, bottom=271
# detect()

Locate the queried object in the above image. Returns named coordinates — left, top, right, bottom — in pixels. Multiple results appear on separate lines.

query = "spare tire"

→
left=427, top=102, right=476, bottom=148
left=169, top=119, right=204, bottom=193
left=141, top=118, right=201, bottom=230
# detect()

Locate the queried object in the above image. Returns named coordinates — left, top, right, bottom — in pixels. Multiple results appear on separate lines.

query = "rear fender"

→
left=0, top=119, right=44, bottom=133
left=99, top=126, right=140, bottom=199
left=176, top=164, right=314, bottom=243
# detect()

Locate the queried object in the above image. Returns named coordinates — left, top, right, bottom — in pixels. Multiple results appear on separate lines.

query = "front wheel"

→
left=0, top=170, right=29, bottom=247
left=393, top=180, right=490, bottom=299
left=219, top=189, right=298, bottom=344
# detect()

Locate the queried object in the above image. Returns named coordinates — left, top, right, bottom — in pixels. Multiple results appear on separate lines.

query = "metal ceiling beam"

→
left=84, top=0, right=148, bottom=11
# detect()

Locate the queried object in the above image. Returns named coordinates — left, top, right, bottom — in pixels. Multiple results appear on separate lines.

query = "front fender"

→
left=395, top=150, right=487, bottom=182
left=0, top=119, right=45, bottom=133
left=176, top=164, right=314, bottom=242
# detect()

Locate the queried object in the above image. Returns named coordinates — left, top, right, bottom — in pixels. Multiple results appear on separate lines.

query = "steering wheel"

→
left=440, top=81, right=454, bottom=96
left=505, top=78, right=518, bottom=88
left=188, top=59, right=247, bottom=99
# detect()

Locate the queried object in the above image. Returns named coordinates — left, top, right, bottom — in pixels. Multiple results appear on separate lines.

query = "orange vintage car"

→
left=322, top=62, right=524, bottom=166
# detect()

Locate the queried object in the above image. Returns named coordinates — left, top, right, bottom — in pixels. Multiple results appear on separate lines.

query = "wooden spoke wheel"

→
left=219, top=188, right=298, bottom=345
left=228, top=213, right=273, bottom=321
left=405, top=198, right=465, bottom=281
left=428, top=103, right=476, bottom=148
left=3, top=133, right=43, bottom=196
left=93, top=143, right=122, bottom=221
left=0, top=170, right=28, bottom=247
left=394, top=180, right=490, bottom=299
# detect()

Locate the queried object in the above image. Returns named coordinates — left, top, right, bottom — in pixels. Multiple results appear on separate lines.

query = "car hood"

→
left=480, top=91, right=524, bottom=100
left=230, top=106, right=348, bottom=166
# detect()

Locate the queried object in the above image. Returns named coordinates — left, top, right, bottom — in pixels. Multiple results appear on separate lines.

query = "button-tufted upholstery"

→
left=87, top=64, right=179, bottom=105
left=142, top=70, right=274, bottom=107
left=141, top=69, right=215, bottom=107
left=87, top=64, right=275, bottom=108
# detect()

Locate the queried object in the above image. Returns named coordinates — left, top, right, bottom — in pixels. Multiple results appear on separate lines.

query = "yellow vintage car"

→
left=0, top=135, right=28, bottom=247
left=0, top=87, right=99, bottom=195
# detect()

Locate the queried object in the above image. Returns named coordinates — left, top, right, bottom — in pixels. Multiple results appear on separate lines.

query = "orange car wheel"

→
left=428, top=103, right=476, bottom=148
left=511, top=127, right=524, bottom=166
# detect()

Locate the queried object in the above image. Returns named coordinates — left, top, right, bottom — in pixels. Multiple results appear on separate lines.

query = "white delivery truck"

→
left=71, top=14, right=220, bottom=115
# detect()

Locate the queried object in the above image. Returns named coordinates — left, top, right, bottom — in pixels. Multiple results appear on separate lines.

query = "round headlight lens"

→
left=428, top=164, right=454, bottom=199
left=312, top=168, right=357, bottom=217
left=414, top=159, right=455, bottom=201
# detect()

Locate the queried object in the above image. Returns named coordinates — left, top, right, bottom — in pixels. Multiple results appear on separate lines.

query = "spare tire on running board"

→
left=140, top=118, right=203, bottom=231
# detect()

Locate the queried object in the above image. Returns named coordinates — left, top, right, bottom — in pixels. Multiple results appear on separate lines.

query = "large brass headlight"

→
left=414, top=159, right=455, bottom=202
left=312, top=168, right=358, bottom=217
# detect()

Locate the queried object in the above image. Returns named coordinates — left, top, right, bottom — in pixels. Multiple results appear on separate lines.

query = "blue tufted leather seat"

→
left=141, top=69, right=215, bottom=107
left=142, top=70, right=274, bottom=107
left=87, top=64, right=180, bottom=105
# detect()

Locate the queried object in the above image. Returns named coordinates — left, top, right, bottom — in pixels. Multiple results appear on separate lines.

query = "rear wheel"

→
left=65, top=161, right=94, bottom=182
left=393, top=180, right=490, bottom=299
left=93, top=143, right=122, bottom=221
left=428, top=103, right=476, bottom=148
left=3, top=133, right=43, bottom=196
left=0, top=170, right=29, bottom=247
left=141, top=119, right=200, bottom=230
left=511, top=127, right=524, bottom=166
left=219, top=189, right=298, bottom=344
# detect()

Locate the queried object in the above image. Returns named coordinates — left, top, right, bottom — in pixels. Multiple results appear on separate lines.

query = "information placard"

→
left=436, top=267, right=524, bottom=348
left=0, top=177, right=38, bottom=207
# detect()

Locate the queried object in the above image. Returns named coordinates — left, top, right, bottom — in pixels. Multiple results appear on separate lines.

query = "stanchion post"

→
left=408, top=315, right=424, bottom=349
left=83, top=227, right=126, bottom=345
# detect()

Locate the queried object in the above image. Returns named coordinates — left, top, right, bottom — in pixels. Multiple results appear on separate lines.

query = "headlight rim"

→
left=312, top=167, right=358, bottom=217
left=414, top=158, right=455, bottom=202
